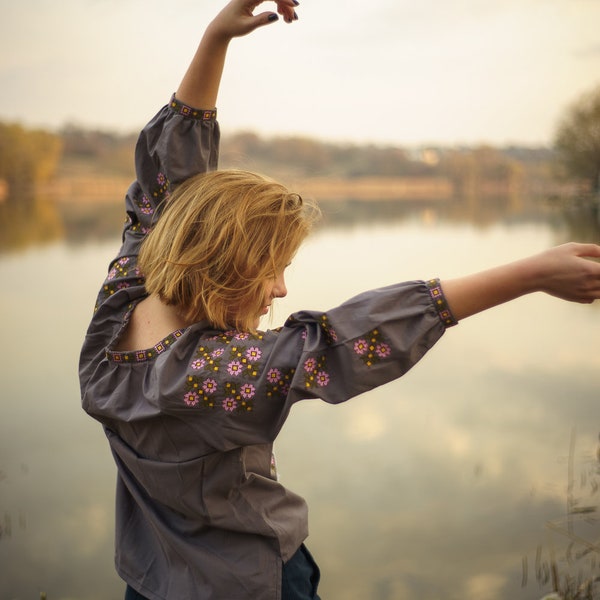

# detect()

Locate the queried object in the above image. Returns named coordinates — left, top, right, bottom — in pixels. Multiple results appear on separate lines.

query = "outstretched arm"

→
left=441, top=242, right=600, bottom=321
left=176, top=0, right=299, bottom=109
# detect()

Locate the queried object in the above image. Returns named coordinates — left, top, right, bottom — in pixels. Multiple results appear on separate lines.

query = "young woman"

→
left=79, top=2, right=600, bottom=599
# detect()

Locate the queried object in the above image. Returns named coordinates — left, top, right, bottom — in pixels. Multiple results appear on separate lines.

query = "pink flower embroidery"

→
left=227, top=361, right=243, bottom=376
left=235, top=332, right=250, bottom=341
left=191, top=358, right=206, bottom=370
left=354, top=339, right=368, bottom=355
left=375, top=343, right=391, bottom=358
left=211, top=348, right=225, bottom=358
left=304, top=358, right=317, bottom=373
left=267, top=368, right=281, bottom=383
left=240, top=383, right=256, bottom=399
left=246, top=347, right=262, bottom=362
left=316, top=371, right=330, bottom=387
left=223, top=398, right=237, bottom=412
left=183, top=391, right=200, bottom=407
left=157, top=172, right=166, bottom=185
left=202, top=379, right=217, bottom=394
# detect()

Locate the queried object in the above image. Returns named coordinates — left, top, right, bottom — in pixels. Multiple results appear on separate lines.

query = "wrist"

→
left=203, top=21, right=234, bottom=49
left=515, top=252, right=552, bottom=296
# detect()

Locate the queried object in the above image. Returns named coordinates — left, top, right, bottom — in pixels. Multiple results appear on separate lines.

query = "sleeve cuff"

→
left=169, top=93, right=217, bottom=121
left=426, top=278, right=458, bottom=328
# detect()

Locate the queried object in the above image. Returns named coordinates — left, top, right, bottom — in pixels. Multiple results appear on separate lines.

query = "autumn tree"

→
left=0, top=122, right=63, bottom=193
left=554, top=84, right=600, bottom=193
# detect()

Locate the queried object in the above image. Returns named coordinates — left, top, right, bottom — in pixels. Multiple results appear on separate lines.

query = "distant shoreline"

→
left=37, top=174, right=455, bottom=204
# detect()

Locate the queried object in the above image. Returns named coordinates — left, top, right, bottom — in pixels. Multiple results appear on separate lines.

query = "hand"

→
left=208, top=0, right=299, bottom=41
left=529, top=242, right=600, bottom=304
left=176, top=0, right=299, bottom=109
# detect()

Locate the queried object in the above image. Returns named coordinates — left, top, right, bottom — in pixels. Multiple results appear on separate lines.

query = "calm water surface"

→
left=1, top=209, right=599, bottom=599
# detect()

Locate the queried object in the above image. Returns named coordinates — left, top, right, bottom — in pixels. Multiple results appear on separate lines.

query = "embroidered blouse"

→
left=79, top=94, right=457, bottom=600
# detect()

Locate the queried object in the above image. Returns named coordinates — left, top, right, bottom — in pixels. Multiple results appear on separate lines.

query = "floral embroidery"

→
left=183, top=391, right=200, bottom=407
left=202, top=379, right=217, bottom=394
left=375, top=342, right=391, bottom=358
left=426, top=278, right=458, bottom=327
left=246, top=347, right=262, bottom=362
left=223, top=398, right=238, bottom=412
left=136, top=194, right=154, bottom=216
left=303, top=357, right=317, bottom=373
left=303, top=354, right=329, bottom=389
left=184, top=330, right=284, bottom=413
left=191, top=358, right=206, bottom=370
left=265, top=366, right=294, bottom=398
left=267, top=368, right=281, bottom=383
left=316, top=371, right=330, bottom=386
left=240, top=383, right=256, bottom=399
left=354, top=339, right=368, bottom=355
left=227, top=361, right=244, bottom=376
left=353, top=329, right=391, bottom=368
left=319, top=314, right=338, bottom=344
left=151, top=172, right=170, bottom=201
left=97, top=256, right=144, bottom=310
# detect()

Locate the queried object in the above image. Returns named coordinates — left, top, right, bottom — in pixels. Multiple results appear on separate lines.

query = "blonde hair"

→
left=138, top=169, right=320, bottom=331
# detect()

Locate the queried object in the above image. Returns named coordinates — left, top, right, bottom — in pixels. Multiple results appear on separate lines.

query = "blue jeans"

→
left=125, top=544, right=322, bottom=600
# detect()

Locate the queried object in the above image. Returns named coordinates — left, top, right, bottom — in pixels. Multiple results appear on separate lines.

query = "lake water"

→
left=0, top=200, right=599, bottom=600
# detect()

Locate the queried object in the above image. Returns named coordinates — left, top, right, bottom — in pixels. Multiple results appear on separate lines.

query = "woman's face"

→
left=259, top=269, right=288, bottom=320
left=227, top=267, right=289, bottom=330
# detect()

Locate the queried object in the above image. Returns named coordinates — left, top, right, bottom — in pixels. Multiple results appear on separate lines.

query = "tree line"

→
left=0, top=83, right=599, bottom=200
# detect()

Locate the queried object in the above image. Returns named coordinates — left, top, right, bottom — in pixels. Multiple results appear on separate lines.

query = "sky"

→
left=1, top=0, right=599, bottom=146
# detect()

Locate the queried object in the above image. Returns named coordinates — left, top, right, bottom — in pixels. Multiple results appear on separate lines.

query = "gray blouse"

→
left=79, top=94, right=457, bottom=600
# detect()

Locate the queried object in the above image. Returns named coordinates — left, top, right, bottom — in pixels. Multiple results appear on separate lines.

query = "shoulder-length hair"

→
left=138, top=169, right=320, bottom=331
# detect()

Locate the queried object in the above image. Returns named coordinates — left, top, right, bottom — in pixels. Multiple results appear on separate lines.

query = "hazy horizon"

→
left=1, top=0, right=599, bottom=146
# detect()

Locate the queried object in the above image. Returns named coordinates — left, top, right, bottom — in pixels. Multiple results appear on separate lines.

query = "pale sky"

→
left=1, top=0, right=599, bottom=146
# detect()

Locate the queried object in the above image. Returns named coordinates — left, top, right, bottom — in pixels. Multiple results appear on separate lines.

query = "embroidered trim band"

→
left=169, top=94, right=217, bottom=121
left=107, top=329, right=185, bottom=363
left=426, top=278, right=458, bottom=328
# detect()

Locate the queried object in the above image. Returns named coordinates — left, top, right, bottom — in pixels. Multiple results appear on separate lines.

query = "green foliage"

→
left=554, top=84, right=600, bottom=192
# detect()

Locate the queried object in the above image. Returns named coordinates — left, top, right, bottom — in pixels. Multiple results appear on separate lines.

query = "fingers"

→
left=574, top=241, right=600, bottom=259
left=244, top=0, right=299, bottom=32
left=272, top=0, right=300, bottom=24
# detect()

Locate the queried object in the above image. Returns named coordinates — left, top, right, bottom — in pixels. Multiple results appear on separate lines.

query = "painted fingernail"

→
left=268, top=13, right=279, bottom=22
left=293, top=0, right=300, bottom=5
left=293, top=11, right=299, bottom=20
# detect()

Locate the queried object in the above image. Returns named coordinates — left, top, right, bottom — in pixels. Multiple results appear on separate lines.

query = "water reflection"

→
left=1, top=189, right=599, bottom=254
left=0, top=208, right=598, bottom=599
left=0, top=193, right=64, bottom=253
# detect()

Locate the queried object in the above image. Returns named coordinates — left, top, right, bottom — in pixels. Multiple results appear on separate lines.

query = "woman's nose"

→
left=273, top=274, right=287, bottom=298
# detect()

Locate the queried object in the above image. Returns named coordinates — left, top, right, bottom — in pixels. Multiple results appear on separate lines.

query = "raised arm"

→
left=440, top=242, right=600, bottom=321
left=176, top=0, right=299, bottom=109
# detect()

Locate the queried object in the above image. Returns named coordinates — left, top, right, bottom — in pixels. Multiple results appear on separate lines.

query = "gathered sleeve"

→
left=94, top=96, right=220, bottom=311
left=143, top=279, right=457, bottom=450
left=282, top=279, right=456, bottom=406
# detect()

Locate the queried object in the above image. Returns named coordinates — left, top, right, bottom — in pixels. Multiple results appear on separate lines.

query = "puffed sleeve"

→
left=119, top=94, right=220, bottom=259
left=260, top=278, right=457, bottom=435
left=94, top=96, right=220, bottom=311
